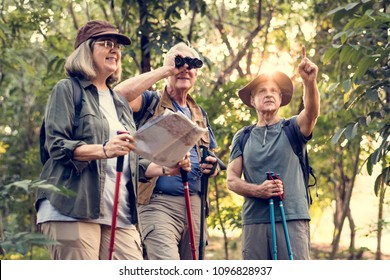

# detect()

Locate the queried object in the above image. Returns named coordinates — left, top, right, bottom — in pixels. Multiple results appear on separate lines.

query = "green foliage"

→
left=0, top=228, right=54, bottom=260
left=374, top=167, right=389, bottom=196
left=0, top=179, right=70, bottom=259
left=213, top=204, right=242, bottom=231
left=1, top=0, right=388, bottom=260
left=324, top=0, right=389, bottom=186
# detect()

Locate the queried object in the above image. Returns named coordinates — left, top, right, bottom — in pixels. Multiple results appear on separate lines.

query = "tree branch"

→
left=208, top=1, right=273, bottom=94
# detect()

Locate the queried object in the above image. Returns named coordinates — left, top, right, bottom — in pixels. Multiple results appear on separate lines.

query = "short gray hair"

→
left=164, top=42, right=200, bottom=66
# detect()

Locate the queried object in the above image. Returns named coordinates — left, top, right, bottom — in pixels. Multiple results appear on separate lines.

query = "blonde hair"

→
left=163, top=42, right=200, bottom=66
left=64, top=39, right=121, bottom=85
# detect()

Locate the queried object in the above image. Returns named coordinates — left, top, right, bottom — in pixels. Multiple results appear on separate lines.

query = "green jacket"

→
left=36, top=77, right=139, bottom=224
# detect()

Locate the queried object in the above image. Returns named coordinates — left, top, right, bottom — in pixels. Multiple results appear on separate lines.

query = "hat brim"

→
left=92, top=31, right=131, bottom=46
left=238, top=71, right=293, bottom=108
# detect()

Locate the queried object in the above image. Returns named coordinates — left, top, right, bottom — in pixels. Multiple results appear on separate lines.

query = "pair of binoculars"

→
left=175, top=56, right=203, bottom=69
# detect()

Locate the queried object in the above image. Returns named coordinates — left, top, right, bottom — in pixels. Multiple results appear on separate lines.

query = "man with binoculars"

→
left=114, top=42, right=221, bottom=260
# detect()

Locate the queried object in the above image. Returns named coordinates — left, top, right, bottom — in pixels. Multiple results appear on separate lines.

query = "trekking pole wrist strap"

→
left=102, top=140, right=109, bottom=158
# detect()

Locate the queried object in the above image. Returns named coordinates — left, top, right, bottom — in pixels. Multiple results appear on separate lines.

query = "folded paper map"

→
left=133, top=110, right=208, bottom=167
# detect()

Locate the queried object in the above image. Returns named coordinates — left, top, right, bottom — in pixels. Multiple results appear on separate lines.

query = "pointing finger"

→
left=302, top=46, right=306, bottom=59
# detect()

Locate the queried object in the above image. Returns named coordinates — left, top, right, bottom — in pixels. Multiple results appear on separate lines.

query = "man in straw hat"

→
left=227, top=47, right=320, bottom=260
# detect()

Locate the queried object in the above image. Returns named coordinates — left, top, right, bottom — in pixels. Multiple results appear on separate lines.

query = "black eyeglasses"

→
left=94, top=40, right=123, bottom=50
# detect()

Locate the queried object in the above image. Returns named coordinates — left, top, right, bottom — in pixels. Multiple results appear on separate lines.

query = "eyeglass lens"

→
left=95, top=40, right=122, bottom=49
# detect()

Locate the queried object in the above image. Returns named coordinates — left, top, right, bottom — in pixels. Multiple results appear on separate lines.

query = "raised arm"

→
left=297, top=46, right=320, bottom=137
left=114, top=50, right=185, bottom=112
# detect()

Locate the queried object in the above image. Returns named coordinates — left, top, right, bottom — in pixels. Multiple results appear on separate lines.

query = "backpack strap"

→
left=282, top=120, right=304, bottom=161
left=239, top=124, right=256, bottom=153
left=70, top=77, right=83, bottom=129
left=136, top=92, right=161, bottom=128
left=40, top=78, right=83, bottom=165
left=282, top=119, right=308, bottom=182
left=282, top=119, right=317, bottom=185
left=199, top=106, right=209, bottom=127
left=282, top=119, right=317, bottom=203
left=39, top=120, right=48, bottom=164
left=237, top=124, right=255, bottom=177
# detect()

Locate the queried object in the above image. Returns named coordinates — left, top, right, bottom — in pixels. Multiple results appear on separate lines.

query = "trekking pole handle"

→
left=266, top=171, right=284, bottom=200
left=116, top=131, right=129, bottom=172
left=200, top=146, right=208, bottom=164
left=180, top=168, right=188, bottom=184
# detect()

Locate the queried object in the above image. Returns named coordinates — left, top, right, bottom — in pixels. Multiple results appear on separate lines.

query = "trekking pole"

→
left=279, top=199, right=293, bottom=260
left=267, top=172, right=293, bottom=260
left=180, top=168, right=197, bottom=260
left=269, top=197, right=277, bottom=260
left=198, top=146, right=209, bottom=260
left=108, top=131, right=126, bottom=260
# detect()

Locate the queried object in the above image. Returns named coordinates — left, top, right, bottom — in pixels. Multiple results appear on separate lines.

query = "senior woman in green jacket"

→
left=36, top=20, right=143, bottom=260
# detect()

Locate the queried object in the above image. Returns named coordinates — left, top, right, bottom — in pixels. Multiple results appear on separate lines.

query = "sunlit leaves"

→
left=366, top=89, right=378, bottom=101
left=331, top=122, right=359, bottom=143
left=345, top=122, right=359, bottom=139
left=0, top=231, right=57, bottom=257
left=332, top=127, right=347, bottom=144
left=357, top=115, right=371, bottom=126
left=326, top=0, right=389, bottom=192
left=2, top=179, right=76, bottom=199
left=47, top=56, right=66, bottom=76
left=354, top=55, right=375, bottom=80
left=323, top=47, right=339, bottom=64
left=327, top=82, right=340, bottom=93
left=373, top=167, right=389, bottom=196
left=342, top=79, right=352, bottom=92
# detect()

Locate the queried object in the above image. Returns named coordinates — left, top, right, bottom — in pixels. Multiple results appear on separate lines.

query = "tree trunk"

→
left=330, top=140, right=361, bottom=259
left=375, top=161, right=387, bottom=260
left=375, top=183, right=384, bottom=260
left=331, top=148, right=344, bottom=245
left=347, top=209, right=356, bottom=259
left=213, top=176, right=229, bottom=259
left=206, top=0, right=273, bottom=93
left=138, top=0, right=151, bottom=73
left=0, top=211, right=5, bottom=256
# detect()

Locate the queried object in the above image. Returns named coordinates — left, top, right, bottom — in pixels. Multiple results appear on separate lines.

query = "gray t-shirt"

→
left=229, top=117, right=311, bottom=225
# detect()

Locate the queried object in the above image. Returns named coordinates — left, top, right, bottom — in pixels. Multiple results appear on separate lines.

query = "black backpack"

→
left=39, top=77, right=83, bottom=165
left=238, top=119, right=317, bottom=203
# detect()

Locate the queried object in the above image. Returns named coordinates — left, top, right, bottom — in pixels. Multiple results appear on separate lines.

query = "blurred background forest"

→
left=0, top=0, right=389, bottom=260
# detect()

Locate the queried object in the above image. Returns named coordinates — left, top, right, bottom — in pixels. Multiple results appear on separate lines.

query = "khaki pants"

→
left=242, top=220, right=310, bottom=260
left=40, top=221, right=143, bottom=260
left=138, top=193, right=203, bottom=260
